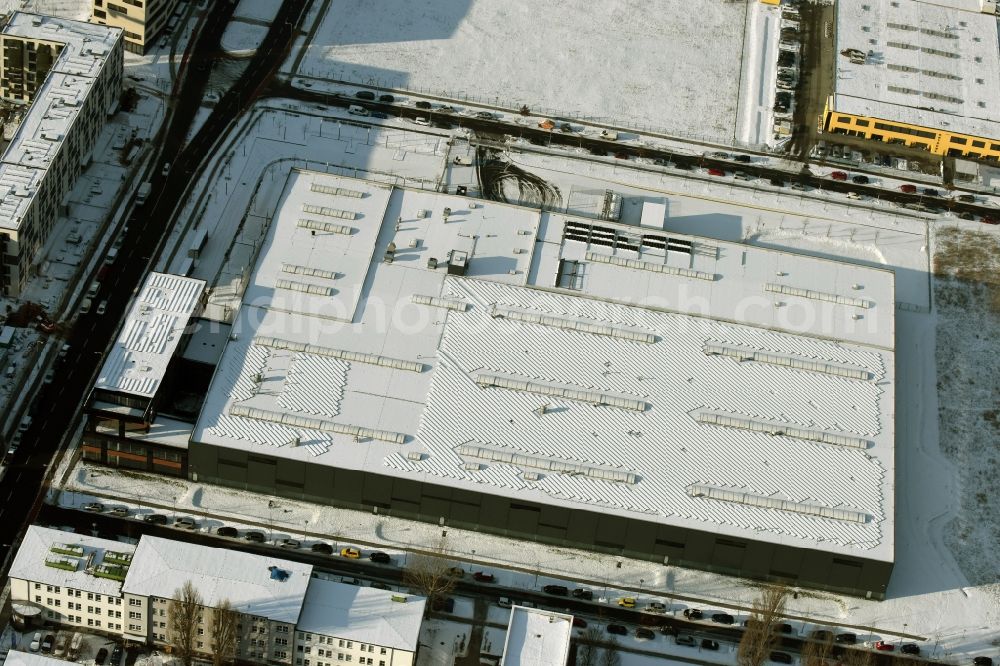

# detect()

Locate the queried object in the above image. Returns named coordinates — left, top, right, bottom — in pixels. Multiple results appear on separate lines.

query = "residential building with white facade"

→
left=0, top=12, right=123, bottom=298
left=91, top=0, right=180, bottom=53
left=7, top=526, right=130, bottom=635
left=295, top=579, right=425, bottom=666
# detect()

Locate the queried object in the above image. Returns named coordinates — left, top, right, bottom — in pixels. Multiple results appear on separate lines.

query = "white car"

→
left=43, top=370, right=54, bottom=384
left=412, top=116, right=430, bottom=126
left=29, top=632, right=41, bottom=652
left=96, top=300, right=108, bottom=315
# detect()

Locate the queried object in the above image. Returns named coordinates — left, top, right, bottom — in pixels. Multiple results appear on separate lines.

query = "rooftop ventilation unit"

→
left=230, top=404, right=407, bottom=444
left=694, top=410, right=871, bottom=449
left=411, top=294, right=468, bottom=312
left=254, top=336, right=424, bottom=373
left=268, top=566, right=290, bottom=582
left=301, top=204, right=356, bottom=220
left=275, top=279, right=335, bottom=297
left=457, top=443, right=637, bottom=484
left=585, top=252, right=715, bottom=281
left=687, top=484, right=870, bottom=524
left=490, top=305, right=656, bottom=344
left=475, top=372, right=647, bottom=412
left=297, top=218, right=354, bottom=235
left=702, top=342, right=872, bottom=380
left=764, top=283, right=872, bottom=308
left=309, top=183, right=365, bottom=198
left=281, top=263, right=337, bottom=280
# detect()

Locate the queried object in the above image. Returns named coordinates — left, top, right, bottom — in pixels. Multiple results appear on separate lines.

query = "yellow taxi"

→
left=340, top=547, right=361, bottom=559
left=617, top=597, right=636, bottom=609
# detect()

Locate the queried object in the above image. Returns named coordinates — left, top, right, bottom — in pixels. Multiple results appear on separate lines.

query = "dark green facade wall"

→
left=190, top=443, right=892, bottom=599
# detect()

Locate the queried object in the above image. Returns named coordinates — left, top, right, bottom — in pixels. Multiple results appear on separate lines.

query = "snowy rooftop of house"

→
left=501, top=607, right=573, bottom=666
left=193, top=171, right=896, bottom=562
left=8, top=525, right=135, bottom=597
left=0, top=12, right=121, bottom=233
left=832, top=0, right=1000, bottom=140
left=122, top=536, right=312, bottom=624
left=297, top=579, right=425, bottom=652
left=94, top=272, right=205, bottom=399
left=3, top=651, right=72, bottom=666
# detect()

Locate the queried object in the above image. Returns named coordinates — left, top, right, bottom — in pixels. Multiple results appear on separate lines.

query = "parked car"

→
left=369, top=550, right=391, bottom=563
left=370, top=112, right=388, bottom=119
left=311, top=543, right=334, bottom=555
left=29, top=632, right=41, bottom=652
left=432, top=597, right=454, bottom=613
left=414, top=100, right=432, bottom=109
left=143, top=514, right=168, bottom=525
left=378, top=94, right=394, bottom=103
left=216, top=526, right=238, bottom=537
left=370, top=582, right=390, bottom=590
left=771, top=652, right=793, bottom=664
left=475, top=111, right=495, bottom=119
left=95, top=648, right=108, bottom=665
left=660, top=624, right=678, bottom=636
left=899, top=184, right=918, bottom=193
left=957, top=194, right=976, bottom=203
left=355, top=90, right=375, bottom=100
left=340, top=547, right=361, bottom=559
left=734, top=171, right=753, bottom=180
left=174, top=517, right=197, bottom=530
left=96, top=300, right=108, bottom=315
left=543, top=585, right=568, bottom=596
left=874, top=641, right=895, bottom=652
left=412, top=116, right=430, bottom=126
left=278, top=539, right=300, bottom=549
left=572, top=588, right=593, bottom=600
left=707, top=168, right=725, bottom=177
left=244, top=530, right=265, bottom=543
left=110, top=644, right=123, bottom=666
left=973, top=658, right=993, bottom=666
left=617, top=597, right=636, bottom=608
left=712, top=613, right=735, bottom=625
left=735, top=154, right=753, bottom=163
left=852, top=175, right=870, bottom=184
left=770, top=176, right=786, bottom=187
left=810, top=630, right=833, bottom=641
left=447, top=567, right=465, bottom=578
left=683, top=608, right=704, bottom=620
left=646, top=602, right=667, bottom=614
left=836, top=633, right=857, bottom=644
left=791, top=181, right=809, bottom=191
left=43, top=370, right=54, bottom=384
left=901, top=644, right=920, bottom=655
left=473, top=571, right=496, bottom=583
left=606, top=624, right=628, bottom=636
left=923, top=188, right=941, bottom=197
left=675, top=635, right=696, bottom=647
left=108, top=506, right=129, bottom=518
left=702, top=639, right=720, bottom=650
left=41, top=635, right=54, bottom=653
left=84, top=502, right=104, bottom=512
left=983, top=216, right=999, bottom=225
left=830, top=171, right=848, bottom=181
left=573, top=617, right=588, bottom=628
left=635, top=627, right=656, bottom=640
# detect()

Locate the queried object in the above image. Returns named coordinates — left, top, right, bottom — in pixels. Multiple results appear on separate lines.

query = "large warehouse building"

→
left=826, top=0, right=1000, bottom=161
left=187, top=169, right=896, bottom=599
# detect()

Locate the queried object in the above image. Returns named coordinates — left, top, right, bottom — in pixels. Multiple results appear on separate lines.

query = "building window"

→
left=197, top=642, right=203, bottom=649
left=950, top=136, right=968, bottom=145
left=129, top=611, right=142, bottom=620
left=854, top=119, right=869, bottom=127
left=129, top=598, right=141, bottom=606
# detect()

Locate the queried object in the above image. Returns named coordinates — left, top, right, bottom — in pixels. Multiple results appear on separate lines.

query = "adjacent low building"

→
left=0, top=12, right=123, bottom=297
left=7, top=526, right=426, bottom=665
left=501, top=606, right=572, bottom=666
left=826, top=0, right=1000, bottom=161
left=186, top=169, right=897, bottom=599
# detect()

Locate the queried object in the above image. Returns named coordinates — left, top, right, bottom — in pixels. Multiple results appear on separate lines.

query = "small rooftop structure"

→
left=122, top=536, right=312, bottom=624
left=8, top=525, right=136, bottom=597
left=93, top=272, right=205, bottom=400
left=501, top=606, right=573, bottom=666
left=296, top=579, right=425, bottom=652
left=832, top=0, right=1000, bottom=140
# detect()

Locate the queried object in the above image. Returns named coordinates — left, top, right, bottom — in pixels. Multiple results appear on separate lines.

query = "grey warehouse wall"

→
left=189, top=443, right=892, bottom=599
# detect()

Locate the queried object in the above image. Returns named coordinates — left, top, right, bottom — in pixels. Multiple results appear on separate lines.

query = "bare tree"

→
left=801, top=629, right=834, bottom=666
left=211, top=599, right=239, bottom=666
left=169, top=581, right=203, bottom=666
left=576, top=626, right=602, bottom=666
left=842, top=646, right=876, bottom=666
left=737, top=586, right=790, bottom=666
left=600, top=636, right=622, bottom=666
left=403, top=540, right=458, bottom=610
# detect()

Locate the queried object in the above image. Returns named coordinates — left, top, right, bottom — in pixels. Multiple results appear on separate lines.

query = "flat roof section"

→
left=122, top=536, right=312, bottom=624
left=833, top=0, right=1000, bottom=140
left=297, top=579, right=425, bottom=652
left=8, top=525, right=135, bottom=597
left=501, top=607, right=573, bottom=666
left=94, top=272, right=206, bottom=399
left=533, top=214, right=895, bottom=350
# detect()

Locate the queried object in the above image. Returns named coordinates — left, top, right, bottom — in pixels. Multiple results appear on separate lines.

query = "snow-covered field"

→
left=294, top=0, right=748, bottom=143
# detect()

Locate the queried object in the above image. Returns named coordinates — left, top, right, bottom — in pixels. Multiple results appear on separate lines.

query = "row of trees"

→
left=169, top=581, right=239, bottom=666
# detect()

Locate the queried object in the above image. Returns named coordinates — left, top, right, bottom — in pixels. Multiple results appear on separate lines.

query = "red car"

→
left=899, top=184, right=917, bottom=193
left=874, top=641, right=895, bottom=652
left=573, top=617, right=588, bottom=628
left=981, top=216, right=998, bottom=225
left=830, top=171, right=848, bottom=181
left=473, top=571, right=495, bottom=583
left=707, top=168, right=725, bottom=176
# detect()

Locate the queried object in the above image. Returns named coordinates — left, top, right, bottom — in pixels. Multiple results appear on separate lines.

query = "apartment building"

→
left=7, top=526, right=131, bottom=635
left=295, top=579, right=425, bottom=666
left=0, top=13, right=123, bottom=298
left=91, top=0, right=180, bottom=53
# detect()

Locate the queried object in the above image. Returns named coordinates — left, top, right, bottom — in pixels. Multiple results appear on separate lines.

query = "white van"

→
left=347, top=105, right=369, bottom=117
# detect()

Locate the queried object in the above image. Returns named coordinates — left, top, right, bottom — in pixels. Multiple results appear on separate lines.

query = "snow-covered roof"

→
left=3, top=651, right=72, bottom=666
left=8, top=525, right=134, bottom=597
left=193, top=171, right=896, bottom=562
left=94, top=272, right=205, bottom=399
left=122, top=536, right=312, bottom=624
left=297, top=579, right=425, bottom=652
left=0, top=12, right=121, bottom=234
left=832, top=0, right=1000, bottom=140
left=501, top=607, right=573, bottom=666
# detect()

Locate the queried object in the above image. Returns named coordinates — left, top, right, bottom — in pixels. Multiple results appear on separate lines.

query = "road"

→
left=0, top=0, right=308, bottom=578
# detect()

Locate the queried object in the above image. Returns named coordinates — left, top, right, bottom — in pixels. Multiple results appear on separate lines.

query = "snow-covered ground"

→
left=0, top=0, right=90, bottom=20
left=293, top=0, right=748, bottom=144
left=735, top=0, right=781, bottom=148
